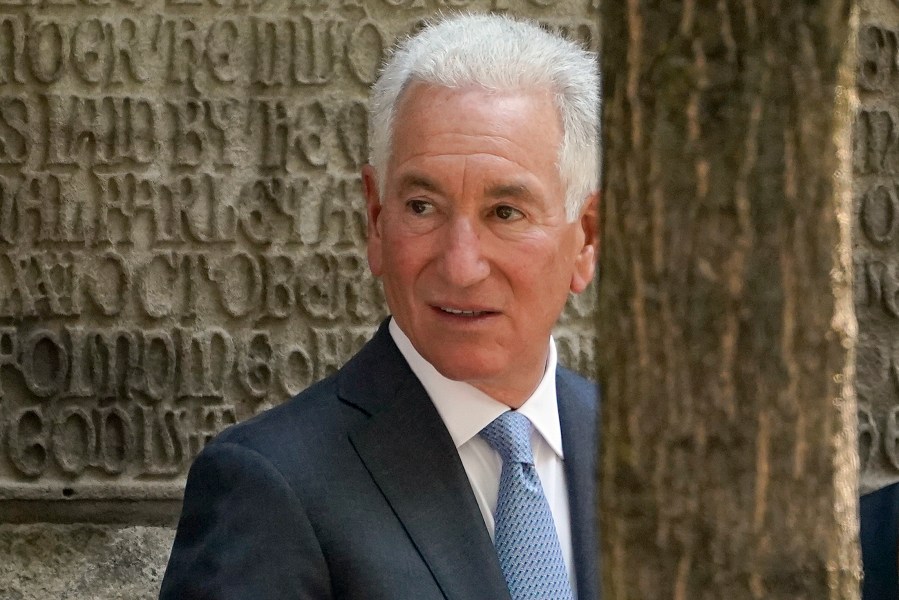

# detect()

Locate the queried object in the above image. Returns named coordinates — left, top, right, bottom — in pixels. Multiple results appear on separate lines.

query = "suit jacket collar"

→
left=338, top=320, right=598, bottom=600
left=338, top=320, right=512, bottom=600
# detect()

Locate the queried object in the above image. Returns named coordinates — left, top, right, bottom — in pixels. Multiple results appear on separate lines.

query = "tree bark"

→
left=598, top=2, right=861, bottom=598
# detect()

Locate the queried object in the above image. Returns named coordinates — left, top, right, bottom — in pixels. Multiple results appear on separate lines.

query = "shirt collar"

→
left=388, top=318, right=564, bottom=458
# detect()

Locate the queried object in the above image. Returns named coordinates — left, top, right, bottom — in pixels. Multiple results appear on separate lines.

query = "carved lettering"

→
left=337, top=100, right=368, bottom=168
left=66, top=17, right=150, bottom=84
left=290, top=16, right=340, bottom=84
left=311, top=325, right=373, bottom=379
left=858, top=25, right=899, bottom=92
left=157, top=18, right=242, bottom=89
left=209, top=251, right=262, bottom=318
left=51, top=407, right=95, bottom=475
left=253, top=17, right=342, bottom=87
left=0, top=97, right=30, bottom=163
left=169, top=99, right=238, bottom=167
left=5, top=402, right=228, bottom=478
left=21, top=328, right=68, bottom=397
left=0, top=173, right=71, bottom=245
left=84, top=252, right=129, bottom=316
left=66, top=326, right=95, bottom=397
left=859, top=259, right=899, bottom=319
left=237, top=331, right=273, bottom=399
left=0, top=327, right=18, bottom=398
left=97, top=405, right=135, bottom=474
left=178, top=327, right=235, bottom=398
left=278, top=343, right=313, bottom=397
left=297, top=250, right=379, bottom=320
left=0, top=17, right=152, bottom=85
left=344, top=20, right=385, bottom=85
left=139, top=404, right=189, bottom=475
left=854, top=108, right=899, bottom=176
left=251, top=99, right=334, bottom=169
left=237, top=176, right=314, bottom=245
left=136, top=252, right=179, bottom=318
left=0, top=16, right=26, bottom=84
left=0, top=252, right=81, bottom=318
left=8, top=408, right=50, bottom=478
left=263, top=254, right=295, bottom=318
left=300, top=252, right=337, bottom=319
left=0, top=326, right=309, bottom=403
left=139, top=330, right=177, bottom=401
left=94, top=173, right=236, bottom=246
left=28, top=19, right=68, bottom=83
left=190, top=404, right=237, bottom=456
left=164, top=18, right=204, bottom=88
left=860, top=183, right=899, bottom=246
left=46, top=95, right=156, bottom=166
left=204, top=19, right=239, bottom=83
left=72, top=19, right=114, bottom=83
left=89, top=329, right=141, bottom=399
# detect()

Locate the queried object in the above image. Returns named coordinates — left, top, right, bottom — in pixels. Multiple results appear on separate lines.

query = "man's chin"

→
left=428, top=354, right=503, bottom=385
left=427, top=353, right=518, bottom=395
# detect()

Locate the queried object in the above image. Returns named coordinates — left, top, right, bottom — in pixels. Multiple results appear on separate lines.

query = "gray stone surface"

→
left=855, top=1, right=899, bottom=493
left=0, top=0, right=599, bottom=597
left=0, top=524, right=174, bottom=599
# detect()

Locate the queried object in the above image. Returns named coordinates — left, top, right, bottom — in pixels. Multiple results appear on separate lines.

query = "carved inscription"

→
left=0, top=1, right=599, bottom=504
left=854, top=22, right=899, bottom=491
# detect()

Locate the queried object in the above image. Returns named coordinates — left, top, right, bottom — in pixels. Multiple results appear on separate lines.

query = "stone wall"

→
left=855, top=0, right=899, bottom=495
left=0, top=1, right=599, bottom=597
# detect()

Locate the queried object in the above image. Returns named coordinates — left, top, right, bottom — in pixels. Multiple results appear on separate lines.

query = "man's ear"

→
left=362, top=165, right=384, bottom=277
left=570, top=192, right=600, bottom=294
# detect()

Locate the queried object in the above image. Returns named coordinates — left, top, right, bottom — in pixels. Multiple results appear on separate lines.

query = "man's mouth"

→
left=437, top=307, right=494, bottom=317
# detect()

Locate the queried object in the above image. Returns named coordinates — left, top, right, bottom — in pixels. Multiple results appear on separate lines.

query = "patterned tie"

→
left=480, top=411, right=574, bottom=600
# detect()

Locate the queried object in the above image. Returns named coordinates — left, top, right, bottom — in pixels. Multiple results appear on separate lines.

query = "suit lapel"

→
left=339, top=322, right=511, bottom=600
left=557, top=370, right=600, bottom=600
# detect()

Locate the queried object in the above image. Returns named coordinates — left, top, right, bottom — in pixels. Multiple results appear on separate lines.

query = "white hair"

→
left=368, top=13, right=600, bottom=221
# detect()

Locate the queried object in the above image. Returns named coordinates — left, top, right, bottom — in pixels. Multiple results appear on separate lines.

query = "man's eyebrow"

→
left=397, top=174, right=443, bottom=195
left=486, top=183, right=537, bottom=202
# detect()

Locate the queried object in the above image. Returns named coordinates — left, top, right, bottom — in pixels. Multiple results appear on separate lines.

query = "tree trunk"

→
left=598, top=2, right=861, bottom=598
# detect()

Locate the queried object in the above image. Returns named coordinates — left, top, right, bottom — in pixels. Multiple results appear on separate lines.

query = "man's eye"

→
left=407, top=199, right=433, bottom=215
left=494, top=205, right=523, bottom=221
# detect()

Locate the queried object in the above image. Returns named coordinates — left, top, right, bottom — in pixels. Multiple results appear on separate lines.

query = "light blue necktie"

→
left=480, top=411, right=574, bottom=600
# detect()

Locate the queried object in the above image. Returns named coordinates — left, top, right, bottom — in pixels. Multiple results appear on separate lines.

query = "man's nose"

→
left=438, top=217, right=490, bottom=288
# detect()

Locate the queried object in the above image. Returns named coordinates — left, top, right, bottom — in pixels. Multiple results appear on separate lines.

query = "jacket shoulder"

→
left=209, top=374, right=361, bottom=467
left=861, top=482, right=899, bottom=600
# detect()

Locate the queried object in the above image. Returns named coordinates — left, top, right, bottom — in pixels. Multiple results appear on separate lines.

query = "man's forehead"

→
left=389, top=83, right=563, bottom=156
left=383, top=83, right=566, bottom=205
left=396, top=171, right=539, bottom=201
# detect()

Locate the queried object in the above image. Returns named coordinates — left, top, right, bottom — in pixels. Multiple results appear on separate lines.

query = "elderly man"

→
left=160, top=13, right=600, bottom=600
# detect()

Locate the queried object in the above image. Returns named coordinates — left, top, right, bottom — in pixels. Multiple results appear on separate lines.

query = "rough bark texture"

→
left=598, top=2, right=861, bottom=598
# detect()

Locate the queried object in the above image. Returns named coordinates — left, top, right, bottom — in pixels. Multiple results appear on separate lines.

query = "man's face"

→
left=363, top=83, right=598, bottom=406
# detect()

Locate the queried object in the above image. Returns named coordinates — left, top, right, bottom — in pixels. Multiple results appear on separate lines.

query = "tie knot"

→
left=480, top=411, right=534, bottom=465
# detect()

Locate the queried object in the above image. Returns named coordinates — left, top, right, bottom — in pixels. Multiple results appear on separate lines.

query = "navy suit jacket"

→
left=861, top=482, right=899, bottom=600
left=159, top=320, right=599, bottom=599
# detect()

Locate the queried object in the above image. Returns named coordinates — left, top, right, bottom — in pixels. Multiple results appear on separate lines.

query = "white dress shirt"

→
left=388, top=320, right=576, bottom=592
